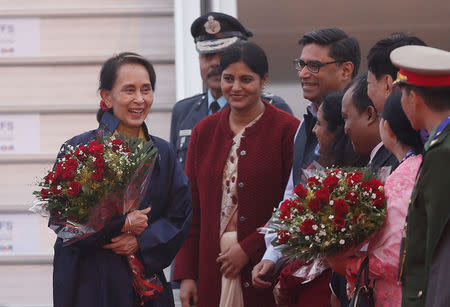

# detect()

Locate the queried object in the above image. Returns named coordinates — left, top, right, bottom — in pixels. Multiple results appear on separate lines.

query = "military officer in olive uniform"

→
left=170, top=12, right=292, bottom=168
left=391, top=45, right=450, bottom=307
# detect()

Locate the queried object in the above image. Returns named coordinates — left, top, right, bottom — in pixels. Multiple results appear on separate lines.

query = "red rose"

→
left=94, top=156, right=106, bottom=168
left=92, top=168, right=105, bottom=182
left=277, top=229, right=291, bottom=244
left=53, top=162, right=64, bottom=181
left=89, top=144, right=104, bottom=157
left=51, top=185, right=63, bottom=195
left=346, top=171, right=363, bottom=186
left=61, top=168, right=76, bottom=181
left=362, top=178, right=383, bottom=193
left=315, top=187, right=330, bottom=204
left=280, top=210, right=292, bottom=222
left=40, top=188, right=51, bottom=199
left=307, top=176, right=320, bottom=188
left=373, top=191, right=385, bottom=207
left=74, top=146, right=88, bottom=161
left=112, top=139, right=123, bottom=145
left=333, top=199, right=349, bottom=216
left=68, top=181, right=82, bottom=196
left=345, top=192, right=358, bottom=206
left=45, top=172, right=55, bottom=184
left=308, top=198, right=321, bottom=213
left=293, top=184, right=308, bottom=199
left=332, top=216, right=346, bottom=230
left=300, top=219, right=317, bottom=235
left=323, top=175, right=339, bottom=191
left=296, top=202, right=306, bottom=213
left=88, top=140, right=100, bottom=147
left=65, top=159, right=78, bottom=170
left=111, top=139, right=123, bottom=151
left=280, top=199, right=296, bottom=212
left=122, top=146, right=131, bottom=153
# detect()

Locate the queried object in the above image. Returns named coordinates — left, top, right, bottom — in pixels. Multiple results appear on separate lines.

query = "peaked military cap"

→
left=190, top=12, right=253, bottom=54
left=391, top=45, right=450, bottom=87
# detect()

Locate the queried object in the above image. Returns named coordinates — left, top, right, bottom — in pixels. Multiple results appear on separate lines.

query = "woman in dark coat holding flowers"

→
left=51, top=52, right=192, bottom=307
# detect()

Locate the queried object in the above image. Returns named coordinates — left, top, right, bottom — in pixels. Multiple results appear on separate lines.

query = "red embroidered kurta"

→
left=173, top=102, right=299, bottom=307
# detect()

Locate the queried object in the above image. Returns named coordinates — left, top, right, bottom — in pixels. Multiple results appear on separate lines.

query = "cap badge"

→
left=397, top=71, right=408, bottom=82
left=204, top=16, right=221, bottom=35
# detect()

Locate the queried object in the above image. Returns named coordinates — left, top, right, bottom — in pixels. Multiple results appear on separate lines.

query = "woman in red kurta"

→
left=173, top=41, right=299, bottom=307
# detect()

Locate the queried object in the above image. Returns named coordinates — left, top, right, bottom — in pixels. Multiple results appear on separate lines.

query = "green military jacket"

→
left=402, top=123, right=450, bottom=307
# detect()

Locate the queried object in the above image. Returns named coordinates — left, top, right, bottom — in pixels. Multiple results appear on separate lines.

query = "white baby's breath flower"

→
left=329, top=200, right=334, bottom=206
left=312, top=224, right=318, bottom=231
left=315, top=236, right=321, bottom=243
left=329, top=215, right=334, bottom=220
left=341, top=228, right=346, bottom=232
left=324, top=241, right=330, bottom=246
left=291, top=226, right=300, bottom=233
left=371, top=193, right=377, bottom=199
left=305, top=236, right=310, bottom=241
left=321, top=224, right=325, bottom=229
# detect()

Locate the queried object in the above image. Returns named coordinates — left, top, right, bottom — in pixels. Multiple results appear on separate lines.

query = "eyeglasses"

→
left=293, top=58, right=341, bottom=73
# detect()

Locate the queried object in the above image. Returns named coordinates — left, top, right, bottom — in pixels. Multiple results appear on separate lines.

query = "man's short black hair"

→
left=299, top=28, right=361, bottom=78
left=348, top=75, right=376, bottom=114
left=367, top=33, right=426, bottom=80
left=401, top=84, right=450, bottom=112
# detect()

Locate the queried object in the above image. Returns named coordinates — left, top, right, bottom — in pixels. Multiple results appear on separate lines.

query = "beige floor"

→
left=0, top=264, right=181, bottom=307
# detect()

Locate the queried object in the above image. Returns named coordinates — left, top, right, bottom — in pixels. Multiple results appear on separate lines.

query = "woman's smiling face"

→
left=221, top=61, right=266, bottom=111
left=103, top=63, right=154, bottom=135
left=313, top=105, right=337, bottom=156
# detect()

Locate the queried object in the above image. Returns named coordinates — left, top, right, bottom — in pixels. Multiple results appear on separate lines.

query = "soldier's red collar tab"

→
left=393, top=68, right=450, bottom=87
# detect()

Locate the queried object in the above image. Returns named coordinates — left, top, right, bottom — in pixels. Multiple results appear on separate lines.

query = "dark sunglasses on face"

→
left=293, top=58, right=342, bottom=74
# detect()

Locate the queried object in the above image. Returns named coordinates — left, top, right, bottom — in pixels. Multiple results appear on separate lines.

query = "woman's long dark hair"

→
left=321, top=92, right=368, bottom=167
left=381, top=89, right=423, bottom=153
left=96, top=52, right=156, bottom=123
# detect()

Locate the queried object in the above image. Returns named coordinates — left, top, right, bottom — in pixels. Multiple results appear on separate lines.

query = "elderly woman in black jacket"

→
left=51, top=52, right=192, bottom=307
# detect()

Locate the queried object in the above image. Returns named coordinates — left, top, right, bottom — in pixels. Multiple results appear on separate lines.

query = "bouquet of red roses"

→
left=268, top=167, right=387, bottom=261
left=31, top=133, right=163, bottom=305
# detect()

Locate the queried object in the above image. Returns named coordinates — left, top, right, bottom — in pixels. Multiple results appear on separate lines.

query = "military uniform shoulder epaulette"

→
left=429, top=128, right=449, bottom=149
left=173, top=92, right=207, bottom=112
left=176, top=92, right=206, bottom=104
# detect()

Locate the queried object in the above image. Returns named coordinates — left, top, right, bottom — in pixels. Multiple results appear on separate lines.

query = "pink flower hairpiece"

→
left=100, top=100, right=110, bottom=111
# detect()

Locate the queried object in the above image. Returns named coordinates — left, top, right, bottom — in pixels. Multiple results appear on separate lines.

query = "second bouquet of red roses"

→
left=268, top=167, right=386, bottom=261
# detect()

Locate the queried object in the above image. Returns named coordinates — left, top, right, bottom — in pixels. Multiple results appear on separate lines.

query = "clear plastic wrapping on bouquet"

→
left=293, top=257, right=329, bottom=284
left=31, top=141, right=163, bottom=305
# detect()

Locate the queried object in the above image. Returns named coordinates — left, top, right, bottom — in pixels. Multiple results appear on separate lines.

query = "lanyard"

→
left=400, top=148, right=417, bottom=164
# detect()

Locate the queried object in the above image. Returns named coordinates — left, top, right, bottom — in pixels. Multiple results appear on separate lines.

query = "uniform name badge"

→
left=179, top=129, right=192, bottom=137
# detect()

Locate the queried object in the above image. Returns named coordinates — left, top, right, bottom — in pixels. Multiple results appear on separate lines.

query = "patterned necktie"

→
left=210, top=101, right=220, bottom=114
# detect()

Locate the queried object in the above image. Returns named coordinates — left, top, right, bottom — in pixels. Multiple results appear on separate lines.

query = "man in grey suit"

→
left=170, top=12, right=292, bottom=169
